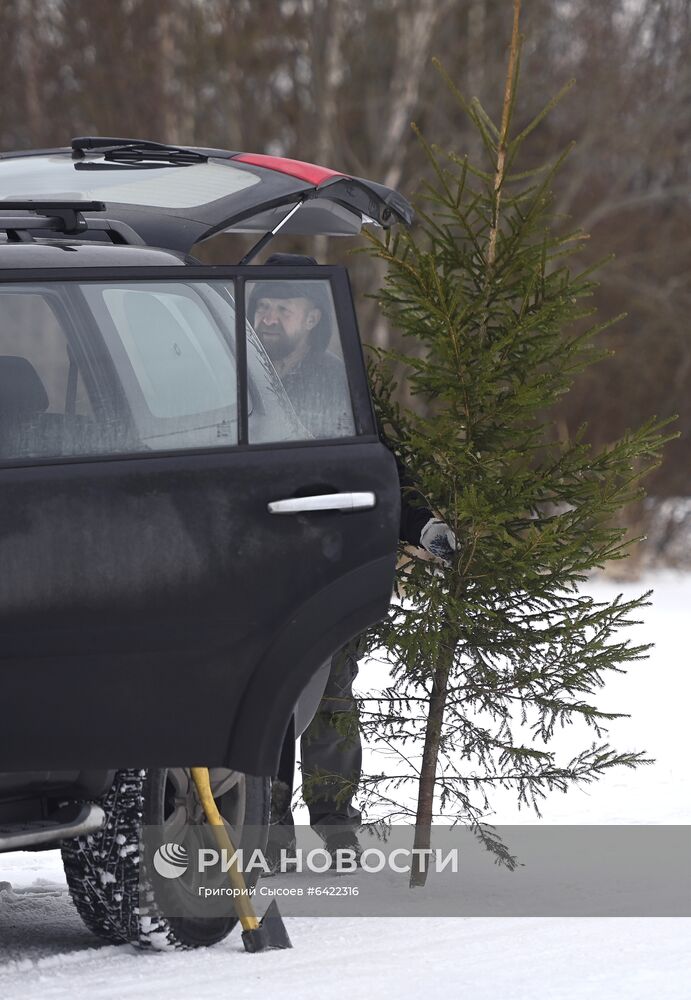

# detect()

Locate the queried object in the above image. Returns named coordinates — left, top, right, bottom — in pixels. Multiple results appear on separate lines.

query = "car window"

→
left=245, top=278, right=356, bottom=442
left=0, top=277, right=355, bottom=465
left=0, top=289, right=104, bottom=461
left=0, top=291, right=92, bottom=416
left=83, top=279, right=312, bottom=449
left=194, top=282, right=308, bottom=444
left=95, top=286, right=236, bottom=419
left=81, top=281, right=240, bottom=450
left=0, top=155, right=260, bottom=209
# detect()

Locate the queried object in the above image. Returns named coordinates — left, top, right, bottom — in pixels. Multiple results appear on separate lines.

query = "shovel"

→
left=190, top=766, right=292, bottom=952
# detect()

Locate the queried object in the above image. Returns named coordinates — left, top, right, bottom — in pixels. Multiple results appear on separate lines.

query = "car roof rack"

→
left=0, top=200, right=145, bottom=245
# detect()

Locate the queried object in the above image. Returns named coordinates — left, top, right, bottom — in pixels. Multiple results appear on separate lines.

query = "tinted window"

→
left=245, top=278, right=355, bottom=442
left=77, top=281, right=237, bottom=450
left=87, top=283, right=237, bottom=419
left=0, top=155, right=260, bottom=208
left=0, top=290, right=101, bottom=460
left=0, top=277, right=354, bottom=465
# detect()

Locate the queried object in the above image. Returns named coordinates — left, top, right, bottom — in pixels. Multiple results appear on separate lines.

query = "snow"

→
left=2, top=573, right=690, bottom=999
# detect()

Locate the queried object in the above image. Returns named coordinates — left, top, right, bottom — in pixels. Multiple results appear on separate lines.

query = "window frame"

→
left=0, top=264, right=377, bottom=469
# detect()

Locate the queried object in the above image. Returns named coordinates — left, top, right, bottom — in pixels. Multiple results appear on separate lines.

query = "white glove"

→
left=419, top=518, right=457, bottom=563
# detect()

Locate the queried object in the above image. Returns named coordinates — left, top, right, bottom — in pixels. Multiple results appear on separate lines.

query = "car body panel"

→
left=0, top=440, right=399, bottom=773
left=0, top=243, right=189, bottom=269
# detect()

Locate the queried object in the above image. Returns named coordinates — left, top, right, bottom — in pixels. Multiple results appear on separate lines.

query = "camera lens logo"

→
left=153, top=843, right=189, bottom=879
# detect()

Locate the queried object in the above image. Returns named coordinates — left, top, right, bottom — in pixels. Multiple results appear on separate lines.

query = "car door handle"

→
left=267, top=491, right=376, bottom=514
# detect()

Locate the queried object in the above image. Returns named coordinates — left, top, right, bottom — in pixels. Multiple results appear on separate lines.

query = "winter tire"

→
left=62, top=767, right=270, bottom=950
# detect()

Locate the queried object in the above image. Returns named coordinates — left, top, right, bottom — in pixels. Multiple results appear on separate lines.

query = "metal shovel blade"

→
left=241, top=900, right=293, bottom=952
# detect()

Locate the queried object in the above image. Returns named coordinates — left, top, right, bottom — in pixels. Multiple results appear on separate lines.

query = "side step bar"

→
left=0, top=802, right=105, bottom=852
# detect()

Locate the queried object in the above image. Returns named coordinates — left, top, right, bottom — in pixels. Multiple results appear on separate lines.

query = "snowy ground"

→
left=2, top=573, right=690, bottom=999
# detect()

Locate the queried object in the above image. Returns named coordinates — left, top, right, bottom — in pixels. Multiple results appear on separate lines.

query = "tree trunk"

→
left=20, top=0, right=42, bottom=144
left=379, top=0, right=453, bottom=191
left=410, top=641, right=453, bottom=887
left=313, top=0, right=347, bottom=261
left=410, top=0, right=522, bottom=889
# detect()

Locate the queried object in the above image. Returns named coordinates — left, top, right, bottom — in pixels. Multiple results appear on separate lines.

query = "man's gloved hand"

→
left=419, top=518, right=457, bottom=563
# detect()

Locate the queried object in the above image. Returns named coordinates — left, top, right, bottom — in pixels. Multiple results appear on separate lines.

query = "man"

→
left=251, top=255, right=456, bottom=867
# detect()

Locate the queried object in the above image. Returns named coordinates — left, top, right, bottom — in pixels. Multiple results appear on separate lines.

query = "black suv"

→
left=0, top=138, right=409, bottom=948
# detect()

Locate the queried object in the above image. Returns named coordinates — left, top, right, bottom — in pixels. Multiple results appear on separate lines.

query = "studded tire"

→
left=61, top=768, right=270, bottom=950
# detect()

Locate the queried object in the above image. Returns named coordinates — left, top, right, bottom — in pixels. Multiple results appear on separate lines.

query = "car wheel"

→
left=62, top=767, right=270, bottom=949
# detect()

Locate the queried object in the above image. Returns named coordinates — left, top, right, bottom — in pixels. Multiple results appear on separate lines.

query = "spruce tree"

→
left=360, top=0, right=675, bottom=886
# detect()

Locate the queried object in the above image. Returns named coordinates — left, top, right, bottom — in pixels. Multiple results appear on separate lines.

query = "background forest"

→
left=1, top=0, right=689, bottom=568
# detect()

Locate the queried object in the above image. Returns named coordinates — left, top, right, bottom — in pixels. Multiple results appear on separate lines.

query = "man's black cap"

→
left=248, top=253, right=332, bottom=350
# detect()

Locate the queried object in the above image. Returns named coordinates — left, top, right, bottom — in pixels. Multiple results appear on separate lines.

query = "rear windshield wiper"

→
left=71, top=137, right=207, bottom=167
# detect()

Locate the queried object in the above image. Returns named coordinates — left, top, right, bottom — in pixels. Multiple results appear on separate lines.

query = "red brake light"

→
left=233, top=153, right=343, bottom=186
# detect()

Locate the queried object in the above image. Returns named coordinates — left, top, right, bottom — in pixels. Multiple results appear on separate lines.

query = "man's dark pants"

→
left=269, top=645, right=361, bottom=846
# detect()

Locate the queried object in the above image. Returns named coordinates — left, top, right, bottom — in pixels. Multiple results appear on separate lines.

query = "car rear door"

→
left=0, top=264, right=400, bottom=775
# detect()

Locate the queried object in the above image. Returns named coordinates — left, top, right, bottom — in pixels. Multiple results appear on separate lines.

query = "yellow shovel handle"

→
left=190, top=766, right=260, bottom=931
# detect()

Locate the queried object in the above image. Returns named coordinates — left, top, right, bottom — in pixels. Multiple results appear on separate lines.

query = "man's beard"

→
left=256, top=325, right=293, bottom=361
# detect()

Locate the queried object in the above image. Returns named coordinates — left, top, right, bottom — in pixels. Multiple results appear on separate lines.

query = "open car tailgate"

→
left=0, top=140, right=413, bottom=252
